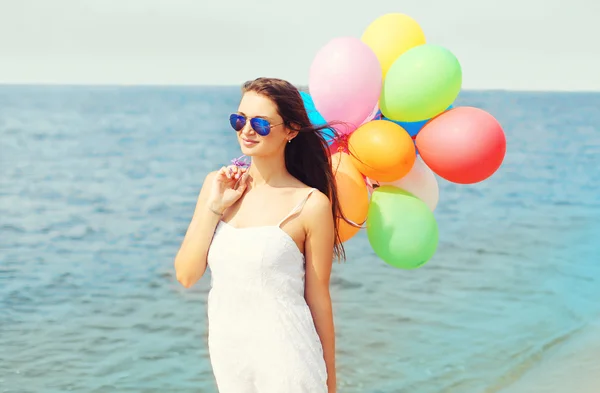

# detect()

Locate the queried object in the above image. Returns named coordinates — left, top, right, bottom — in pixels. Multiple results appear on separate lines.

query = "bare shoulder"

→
left=303, top=188, right=333, bottom=223
left=204, top=170, right=218, bottom=183
left=194, top=170, right=218, bottom=206
left=301, top=189, right=335, bottom=260
left=199, top=170, right=218, bottom=192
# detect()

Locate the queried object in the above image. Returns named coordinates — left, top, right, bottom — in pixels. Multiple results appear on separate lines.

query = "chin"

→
left=239, top=144, right=259, bottom=156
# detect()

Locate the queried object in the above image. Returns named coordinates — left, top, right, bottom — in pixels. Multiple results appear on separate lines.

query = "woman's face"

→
left=232, top=91, right=295, bottom=157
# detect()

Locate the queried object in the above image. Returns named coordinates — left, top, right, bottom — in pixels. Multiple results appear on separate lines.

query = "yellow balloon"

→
left=361, top=13, right=426, bottom=79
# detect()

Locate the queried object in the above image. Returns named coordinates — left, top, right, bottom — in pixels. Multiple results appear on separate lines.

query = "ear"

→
left=286, top=122, right=300, bottom=140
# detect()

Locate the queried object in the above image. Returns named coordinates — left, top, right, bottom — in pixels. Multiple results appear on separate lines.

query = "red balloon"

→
left=415, top=107, right=506, bottom=184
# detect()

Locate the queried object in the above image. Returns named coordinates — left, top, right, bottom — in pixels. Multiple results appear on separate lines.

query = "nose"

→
left=240, top=121, right=256, bottom=137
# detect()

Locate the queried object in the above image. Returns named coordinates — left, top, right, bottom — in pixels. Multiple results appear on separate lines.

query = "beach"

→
left=498, top=317, right=600, bottom=393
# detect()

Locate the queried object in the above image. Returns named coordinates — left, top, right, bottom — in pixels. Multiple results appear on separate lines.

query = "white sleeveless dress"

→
left=206, top=188, right=328, bottom=393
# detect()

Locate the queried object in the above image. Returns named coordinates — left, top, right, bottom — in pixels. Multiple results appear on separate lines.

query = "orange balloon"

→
left=330, top=152, right=369, bottom=242
left=348, top=120, right=416, bottom=182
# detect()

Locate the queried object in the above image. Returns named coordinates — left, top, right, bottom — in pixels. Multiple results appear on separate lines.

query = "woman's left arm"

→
left=303, top=191, right=337, bottom=393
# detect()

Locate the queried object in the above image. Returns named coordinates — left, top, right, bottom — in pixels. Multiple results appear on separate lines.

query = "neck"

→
left=248, top=151, right=288, bottom=187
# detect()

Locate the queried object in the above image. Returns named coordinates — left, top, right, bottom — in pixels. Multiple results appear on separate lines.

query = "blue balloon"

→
left=382, top=104, right=454, bottom=137
left=300, top=91, right=335, bottom=145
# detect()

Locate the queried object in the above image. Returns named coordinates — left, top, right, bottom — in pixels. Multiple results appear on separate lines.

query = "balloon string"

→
left=333, top=133, right=350, bottom=153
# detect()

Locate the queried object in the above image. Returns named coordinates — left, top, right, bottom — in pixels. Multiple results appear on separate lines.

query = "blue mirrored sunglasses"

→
left=229, top=113, right=284, bottom=136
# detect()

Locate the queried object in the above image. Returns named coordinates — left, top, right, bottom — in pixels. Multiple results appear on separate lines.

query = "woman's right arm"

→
left=173, top=170, right=221, bottom=288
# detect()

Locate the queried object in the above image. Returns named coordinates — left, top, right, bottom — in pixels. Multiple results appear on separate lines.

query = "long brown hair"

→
left=242, top=77, right=347, bottom=261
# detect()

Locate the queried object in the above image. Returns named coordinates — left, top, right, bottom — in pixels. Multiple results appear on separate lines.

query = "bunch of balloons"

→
left=302, top=13, right=507, bottom=270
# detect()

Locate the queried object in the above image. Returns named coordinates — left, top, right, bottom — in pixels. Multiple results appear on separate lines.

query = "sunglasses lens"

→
left=250, top=118, right=270, bottom=136
left=229, top=114, right=245, bottom=131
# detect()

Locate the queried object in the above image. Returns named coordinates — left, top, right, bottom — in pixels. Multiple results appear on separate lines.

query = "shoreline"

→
left=497, top=317, right=600, bottom=393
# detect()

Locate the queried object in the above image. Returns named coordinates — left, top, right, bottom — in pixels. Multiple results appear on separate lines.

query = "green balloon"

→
left=367, top=185, right=439, bottom=269
left=380, top=44, right=462, bottom=122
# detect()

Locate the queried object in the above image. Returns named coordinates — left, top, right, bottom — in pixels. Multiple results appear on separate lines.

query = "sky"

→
left=0, top=0, right=598, bottom=91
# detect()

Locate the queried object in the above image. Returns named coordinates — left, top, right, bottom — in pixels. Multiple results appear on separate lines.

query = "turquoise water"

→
left=1, top=86, right=599, bottom=393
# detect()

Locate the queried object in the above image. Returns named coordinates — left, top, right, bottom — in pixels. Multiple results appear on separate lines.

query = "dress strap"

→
left=277, top=188, right=317, bottom=227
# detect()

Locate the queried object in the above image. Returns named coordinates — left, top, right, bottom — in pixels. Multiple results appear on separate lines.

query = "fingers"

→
left=226, top=165, right=247, bottom=180
left=216, top=166, right=228, bottom=180
left=235, top=172, right=250, bottom=193
left=216, top=165, right=248, bottom=185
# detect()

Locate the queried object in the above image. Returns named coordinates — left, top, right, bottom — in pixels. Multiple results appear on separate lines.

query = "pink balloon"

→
left=415, top=107, right=506, bottom=184
left=380, top=157, right=439, bottom=211
left=309, top=37, right=382, bottom=136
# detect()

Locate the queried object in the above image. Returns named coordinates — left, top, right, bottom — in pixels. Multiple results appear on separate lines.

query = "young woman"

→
left=174, top=77, right=347, bottom=393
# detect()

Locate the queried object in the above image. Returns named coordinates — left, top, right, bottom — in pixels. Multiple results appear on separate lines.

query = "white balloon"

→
left=359, top=100, right=380, bottom=126
left=379, top=157, right=439, bottom=211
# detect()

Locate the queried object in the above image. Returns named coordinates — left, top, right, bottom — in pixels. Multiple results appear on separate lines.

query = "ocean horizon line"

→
left=0, top=82, right=598, bottom=94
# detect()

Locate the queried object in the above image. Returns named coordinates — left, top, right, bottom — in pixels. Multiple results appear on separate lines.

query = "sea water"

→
left=1, top=86, right=599, bottom=392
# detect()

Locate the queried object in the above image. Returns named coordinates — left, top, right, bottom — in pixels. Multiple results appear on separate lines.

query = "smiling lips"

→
left=241, top=138, right=259, bottom=146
